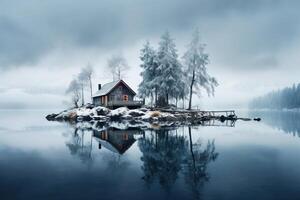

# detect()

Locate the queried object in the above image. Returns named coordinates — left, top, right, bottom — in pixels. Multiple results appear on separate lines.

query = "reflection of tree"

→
left=182, top=127, right=218, bottom=199
left=139, top=129, right=187, bottom=190
left=249, top=110, right=300, bottom=137
left=138, top=127, right=218, bottom=197
left=65, top=127, right=93, bottom=166
left=102, top=152, right=130, bottom=178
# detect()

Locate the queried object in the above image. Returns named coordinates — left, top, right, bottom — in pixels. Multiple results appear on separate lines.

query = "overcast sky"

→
left=1, top=0, right=300, bottom=110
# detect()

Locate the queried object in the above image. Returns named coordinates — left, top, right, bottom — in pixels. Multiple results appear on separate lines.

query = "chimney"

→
left=98, top=84, right=101, bottom=90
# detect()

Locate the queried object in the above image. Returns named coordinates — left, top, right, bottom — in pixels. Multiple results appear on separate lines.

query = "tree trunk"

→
left=117, top=68, right=121, bottom=80
left=155, top=87, right=158, bottom=107
left=166, top=93, right=169, bottom=106
left=89, top=77, right=93, bottom=102
left=188, top=126, right=196, bottom=171
left=150, top=92, right=153, bottom=107
left=81, top=84, right=85, bottom=106
left=74, top=128, right=79, bottom=137
left=188, top=70, right=195, bottom=110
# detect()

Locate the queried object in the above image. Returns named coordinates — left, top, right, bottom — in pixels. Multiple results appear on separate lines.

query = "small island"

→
left=46, top=30, right=252, bottom=126
left=46, top=104, right=238, bottom=123
left=46, top=79, right=239, bottom=126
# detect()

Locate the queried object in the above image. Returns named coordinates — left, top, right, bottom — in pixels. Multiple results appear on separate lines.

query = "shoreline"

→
left=45, top=105, right=250, bottom=126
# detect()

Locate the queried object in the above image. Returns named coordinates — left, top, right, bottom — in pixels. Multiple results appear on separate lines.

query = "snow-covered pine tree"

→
left=157, top=31, right=183, bottom=106
left=138, top=41, right=159, bottom=106
left=182, top=29, right=218, bottom=110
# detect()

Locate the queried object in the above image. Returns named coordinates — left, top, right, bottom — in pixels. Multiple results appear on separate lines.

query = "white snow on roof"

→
left=92, top=80, right=120, bottom=97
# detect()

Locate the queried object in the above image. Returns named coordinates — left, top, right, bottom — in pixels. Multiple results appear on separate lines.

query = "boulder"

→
left=219, top=115, right=226, bottom=122
left=109, top=107, right=129, bottom=120
left=139, top=108, right=149, bottom=112
left=85, top=103, right=94, bottom=109
left=53, top=110, right=77, bottom=121
left=45, top=113, right=58, bottom=121
left=68, top=111, right=78, bottom=120
left=128, top=110, right=145, bottom=117
left=95, top=106, right=110, bottom=115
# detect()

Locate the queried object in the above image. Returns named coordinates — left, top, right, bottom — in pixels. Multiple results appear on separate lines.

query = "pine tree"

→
left=138, top=41, right=159, bottom=105
left=250, top=83, right=300, bottom=109
left=157, top=31, right=183, bottom=106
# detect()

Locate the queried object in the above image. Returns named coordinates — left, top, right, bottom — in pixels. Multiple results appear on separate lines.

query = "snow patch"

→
left=109, top=107, right=129, bottom=117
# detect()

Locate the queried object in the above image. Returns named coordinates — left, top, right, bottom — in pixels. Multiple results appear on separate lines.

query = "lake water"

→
left=1, top=110, right=300, bottom=200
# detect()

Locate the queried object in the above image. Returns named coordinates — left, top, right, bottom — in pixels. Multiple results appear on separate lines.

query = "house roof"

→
left=93, top=134, right=136, bottom=155
left=92, top=79, right=136, bottom=97
left=94, top=137, right=120, bottom=154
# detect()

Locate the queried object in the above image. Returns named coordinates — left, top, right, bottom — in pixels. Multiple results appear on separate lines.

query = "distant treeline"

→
left=249, top=83, right=300, bottom=109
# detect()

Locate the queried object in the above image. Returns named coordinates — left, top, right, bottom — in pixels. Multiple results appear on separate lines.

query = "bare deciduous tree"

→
left=78, top=64, right=94, bottom=105
left=66, top=79, right=81, bottom=108
left=107, top=54, right=129, bottom=81
left=78, top=64, right=94, bottom=102
left=77, top=73, right=86, bottom=106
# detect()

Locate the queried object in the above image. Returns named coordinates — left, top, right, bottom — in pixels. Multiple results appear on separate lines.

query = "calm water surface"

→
left=1, top=110, right=300, bottom=200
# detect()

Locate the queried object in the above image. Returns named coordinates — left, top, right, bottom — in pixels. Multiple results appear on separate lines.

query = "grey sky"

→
left=0, top=0, right=300, bottom=109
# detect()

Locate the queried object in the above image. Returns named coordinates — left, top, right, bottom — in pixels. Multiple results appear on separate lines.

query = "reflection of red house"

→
left=93, top=128, right=143, bottom=154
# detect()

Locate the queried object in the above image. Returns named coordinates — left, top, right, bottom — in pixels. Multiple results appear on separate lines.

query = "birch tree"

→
left=78, top=64, right=94, bottom=102
left=183, top=29, right=218, bottom=110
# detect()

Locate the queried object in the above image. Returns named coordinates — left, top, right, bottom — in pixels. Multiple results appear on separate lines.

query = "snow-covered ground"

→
left=46, top=105, right=209, bottom=123
left=46, top=105, right=241, bottom=131
left=45, top=105, right=243, bottom=132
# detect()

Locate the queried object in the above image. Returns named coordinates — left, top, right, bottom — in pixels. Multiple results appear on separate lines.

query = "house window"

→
left=123, top=95, right=128, bottom=101
left=123, top=133, right=129, bottom=140
left=101, top=131, right=108, bottom=140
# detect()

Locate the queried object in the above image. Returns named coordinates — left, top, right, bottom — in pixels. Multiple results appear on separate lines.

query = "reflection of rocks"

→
left=64, top=115, right=235, bottom=139
left=138, top=127, right=218, bottom=194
